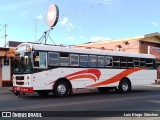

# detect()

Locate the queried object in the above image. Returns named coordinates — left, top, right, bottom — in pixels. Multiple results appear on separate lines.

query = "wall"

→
left=77, top=39, right=140, bottom=53
left=0, top=59, right=2, bottom=87
left=2, top=58, right=11, bottom=81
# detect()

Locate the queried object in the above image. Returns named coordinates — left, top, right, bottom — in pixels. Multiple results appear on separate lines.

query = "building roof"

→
left=8, top=41, right=23, bottom=47
left=78, top=32, right=160, bottom=47
left=0, top=47, right=9, bottom=51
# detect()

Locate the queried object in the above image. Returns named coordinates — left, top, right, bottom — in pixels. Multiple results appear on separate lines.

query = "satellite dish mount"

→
left=36, top=4, right=59, bottom=44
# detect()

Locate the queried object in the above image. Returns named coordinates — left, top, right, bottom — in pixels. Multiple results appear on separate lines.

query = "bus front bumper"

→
left=13, top=86, right=34, bottom=93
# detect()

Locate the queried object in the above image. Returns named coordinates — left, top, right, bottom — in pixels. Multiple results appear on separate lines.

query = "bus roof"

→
left=17, top=43, right=156, bottom=59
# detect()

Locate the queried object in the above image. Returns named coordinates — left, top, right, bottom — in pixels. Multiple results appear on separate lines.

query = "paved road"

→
left=0, top=86, right=160, bottom=120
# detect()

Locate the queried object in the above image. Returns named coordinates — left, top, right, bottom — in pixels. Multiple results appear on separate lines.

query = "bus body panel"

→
left=13, top=68, right=157, bottom=91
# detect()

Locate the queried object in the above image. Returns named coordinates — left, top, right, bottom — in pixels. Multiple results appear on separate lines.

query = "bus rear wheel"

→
left=53, top=81, right=69, bottom=97
left=37, top=90, right=50, bottom=96
left=118, top=78, right=131, bottom=93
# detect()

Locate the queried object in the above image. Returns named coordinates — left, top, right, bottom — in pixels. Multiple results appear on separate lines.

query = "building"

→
left=76, top=32, right=160, bottom=78
left=0, top=47, right=15, bottom=87
left=0, top=41, right=28, bottom=87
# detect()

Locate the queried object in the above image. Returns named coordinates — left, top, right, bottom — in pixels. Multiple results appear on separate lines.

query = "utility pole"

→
left=4, top=24, right=7, bottom=48
left=35, top=20, right=37, bottom=42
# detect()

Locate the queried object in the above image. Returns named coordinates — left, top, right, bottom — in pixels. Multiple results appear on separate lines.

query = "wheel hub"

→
left=57, top=84, right=66, bottom=95
left=122, top=82, right=128, bottom=91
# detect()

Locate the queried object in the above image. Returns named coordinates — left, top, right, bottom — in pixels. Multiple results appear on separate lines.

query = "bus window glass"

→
left=106, top=56, right=113, bottom=67
left=48, top=52, right=59, bottom=66
left=80, top=55, right=88, bottom=67
left=70, top=54, right=79, bottom=66
left=60, top=53, right=69, bottom=66
left=98, top=56, right=105, bottom=67
left=127, top=58, right=133, bottom=68
left=146, top=59, right=153, bottom=68
left=140, top=58, right=146, bottom=68
left=89, top=55, right=97, bottom=67
left=14, top=52, right=32, bottom=73
left=34, top=52, right=40, bottom=67
left=134, top=58, right=140, bottom=67
left=120, top=57, right=127, bottom=68
left=113, top=57, right=120, bottom=68
left=34, top=52, right=47, bottom=68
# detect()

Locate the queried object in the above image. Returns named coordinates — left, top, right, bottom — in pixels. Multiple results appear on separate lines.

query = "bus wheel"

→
left=53, top=81, right=69, bottom=97
left=37, top=90, right=50, bottom=96
left=98, top=87, right=109, bottom=93
left=118, top=78, right=131, bottom=93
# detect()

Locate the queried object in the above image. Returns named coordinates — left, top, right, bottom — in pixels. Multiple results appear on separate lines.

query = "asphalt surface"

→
left=0, top=86, right=160, bottom=120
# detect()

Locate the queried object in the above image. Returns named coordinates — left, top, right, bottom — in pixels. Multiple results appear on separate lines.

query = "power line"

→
left=59, top=0, right=111, bottom=18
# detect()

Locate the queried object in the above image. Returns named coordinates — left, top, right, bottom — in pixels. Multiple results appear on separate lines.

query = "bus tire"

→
left=118, top=78, right=131, bottom=93
left=98, top=87, right=109, bottom=93
left=53, top=80, right=69, bottom=97
left=37, top=90, right=50, bottom=96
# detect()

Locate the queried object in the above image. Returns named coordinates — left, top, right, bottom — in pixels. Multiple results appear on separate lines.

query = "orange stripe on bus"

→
left=65, top=69, right=101, bottom=80
left=68, top=74, right=97, bottom=82
left=88, top=68, right=145, bottom=87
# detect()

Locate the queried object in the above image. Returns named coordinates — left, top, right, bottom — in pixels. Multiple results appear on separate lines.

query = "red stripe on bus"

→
left=68, top=74, right=97, bottom=82
left=66, top=69, right=101, bottom=80
left=88, top=68, right=145, bottom=87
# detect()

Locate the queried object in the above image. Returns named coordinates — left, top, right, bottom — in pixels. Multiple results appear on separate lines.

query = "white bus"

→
left=13, top=43, right=157, bottom=97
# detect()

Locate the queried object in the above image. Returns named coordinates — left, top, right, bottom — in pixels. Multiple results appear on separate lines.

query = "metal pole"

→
left=44, top=31, right=47, bottom=44
left=4, top=24, right=7, bottom=48
left=35, top=20, right=37, bottom=42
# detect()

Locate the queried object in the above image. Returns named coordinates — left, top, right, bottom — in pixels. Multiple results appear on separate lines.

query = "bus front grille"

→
left=16, top=82, right=24, bottom=85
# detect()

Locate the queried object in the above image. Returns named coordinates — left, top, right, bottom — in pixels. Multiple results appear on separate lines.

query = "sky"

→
left=0, top=0, right=160, bottom=47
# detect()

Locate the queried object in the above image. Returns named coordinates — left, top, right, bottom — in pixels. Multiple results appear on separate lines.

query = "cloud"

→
left=61, top=18, right=68, bottom=25
left=150, top=22, right=158, bottom=27
left=61, top=17, right=74, bottom=31
left=66, top=36, right=76, bottom=40
left=80, top=36, right=85, bottom=39
left=36, top=14, right=43, bottom=20
left=90, top=36, right=111, bottom=42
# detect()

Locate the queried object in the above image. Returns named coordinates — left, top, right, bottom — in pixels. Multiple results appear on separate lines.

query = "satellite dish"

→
left=46, top=4, right=59, bottom=27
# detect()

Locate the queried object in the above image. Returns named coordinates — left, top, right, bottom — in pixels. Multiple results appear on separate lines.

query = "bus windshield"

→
left=14, top=52, right=32, bottom=74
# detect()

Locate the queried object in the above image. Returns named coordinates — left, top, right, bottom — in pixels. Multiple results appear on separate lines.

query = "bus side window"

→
left=113, top=57, right=120, bottom=68
left=48, top=52, right=59, bottom=66
left=140, top=58, right=146, bottom=68
left=33, top=52, right=40, bottom=67
left=134, top=58, right=140, bottom=67
left=80, top=55, right=88, bottom=67
left=70, top=54, right=79, bottom=66
left=127, top=57, right=133, bottom=68
left=60, top=53, right=69, bottom=66
left=39, top=52, right=47, bottom=68
left=120, top=57, right=127, bottom=68
left=33, top=52, right=47, bottom=68
left=88, top=55, right=97, bottom=67
left=146, top=59, right=153, bottom=68
left=106, top=56, right=113, bottom=67
left=98, top=56, right=105, bottom=67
